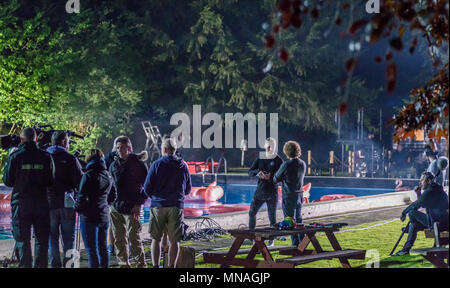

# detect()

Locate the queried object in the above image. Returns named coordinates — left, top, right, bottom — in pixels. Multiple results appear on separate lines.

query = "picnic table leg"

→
left=325, top=231, right=351, bottom=268
left=254, top=240, right=274, bottom=262
left=246, top=244, right=259, bottom=260
left=307, top=233, right=324, bottom=253
left=423, top=255, right=449, bottom=268
left=220, top=236, right=245, bottom=268
left=297, top=233, right=312, bottom=253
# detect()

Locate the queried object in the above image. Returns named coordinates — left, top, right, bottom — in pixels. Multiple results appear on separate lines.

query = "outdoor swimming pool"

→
left=0, top=184, right=395, bottom=240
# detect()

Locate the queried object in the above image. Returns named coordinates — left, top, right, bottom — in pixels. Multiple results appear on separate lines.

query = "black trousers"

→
left=11, top=203, right=50, bottom=268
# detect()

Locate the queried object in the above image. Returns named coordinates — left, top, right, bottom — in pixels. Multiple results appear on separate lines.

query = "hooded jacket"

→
left=143, top=155, right=191, bottom=208
left=75, top=158, right=116, bottom=223
left=109, top=153, right=148, bottom=214
left=2, top=141, right=53, bottom=208
left=46, top=145, right=83, bottom=210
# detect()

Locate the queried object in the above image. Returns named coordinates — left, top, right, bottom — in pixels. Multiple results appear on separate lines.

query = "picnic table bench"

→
left=203, top=224, right=366, bottom=268
left=411, top=228, right=449, bottom=268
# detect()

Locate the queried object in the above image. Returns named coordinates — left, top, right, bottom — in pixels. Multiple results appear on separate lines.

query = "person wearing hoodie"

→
left=75, top=148, right=116, bottom=268
left=248, top=137, right=283, bottom=246
left=109, top=136, right=148, bottom=268
left=46, top=131, right=83, bottom=268
left=273, top=141, right=306, bottom=247
left=2, top=127, right=53, bottom=268
left=144, top=138, right=191, bottom=268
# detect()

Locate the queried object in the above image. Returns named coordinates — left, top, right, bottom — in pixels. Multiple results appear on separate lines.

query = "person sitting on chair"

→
left=393, top=171, right=449, bottom=256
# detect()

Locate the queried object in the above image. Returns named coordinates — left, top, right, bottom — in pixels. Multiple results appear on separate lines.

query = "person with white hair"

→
left=248, top=137, right=283, bottom=245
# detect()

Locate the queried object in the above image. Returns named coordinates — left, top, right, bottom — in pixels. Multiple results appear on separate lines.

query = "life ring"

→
left=206, top=204, right=250, bottom=214
left=185, top=181, right=224, bottom=202
left=319, top=194, right=355, bottom=202
left=277, top=183, right=312, bottom=204
left=183, top=207, right=204, bottom=217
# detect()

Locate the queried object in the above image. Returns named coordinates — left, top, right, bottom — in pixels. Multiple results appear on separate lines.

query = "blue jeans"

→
left=282, top=193, right=303, bottom=246
left=80, top=221, right=109, bottom=268
left=49, top=208, right=76, bottom=268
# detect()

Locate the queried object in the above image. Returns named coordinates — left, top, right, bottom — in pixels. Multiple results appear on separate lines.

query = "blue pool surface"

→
left=204, top=184, right=395, bottom=204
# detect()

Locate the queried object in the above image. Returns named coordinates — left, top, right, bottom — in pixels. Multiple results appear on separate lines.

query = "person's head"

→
left=161, top=138, right=177, bottom=156
left=420, top=171, right=434, bottom=189
left=115, top=136, right=132, bottom=159
left=264, top=137, right=277, bottom=154
left=283, top=141, right=301, bottom=159
left=20, top=127, right=37, bottom=142
left=51, top=131, right=70, bottom=149
left=85, top=148, right=104, bottom=163
left=397, top=144, right=403, bottom=152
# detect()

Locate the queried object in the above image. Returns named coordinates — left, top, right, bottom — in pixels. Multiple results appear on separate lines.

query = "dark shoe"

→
left=392, top=250, right=409, bottom=256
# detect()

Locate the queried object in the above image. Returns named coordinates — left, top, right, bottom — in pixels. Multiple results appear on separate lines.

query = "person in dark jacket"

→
left=46, top=131, right=83, bottom=268
left=273, top=141, right=306, bottom=247
left=248, top=137, right=283, bottom=246
left=109, top=136, right=148, bottom=268
left=393, top=171, right=449, bottom=256
left=75, top=148, right=116, bottom=268
left=2, top=127, right=53, bottom=268
left=144, top=138, right=191, bottom=268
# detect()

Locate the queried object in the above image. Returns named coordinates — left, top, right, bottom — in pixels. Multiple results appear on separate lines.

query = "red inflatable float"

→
left=185, top=181, right=224, bottom=202
left=319, top=194, right=355, bottom=202
left=206, top=204, right=250, bottom=214
left=183, top=207, right=204, bottom=217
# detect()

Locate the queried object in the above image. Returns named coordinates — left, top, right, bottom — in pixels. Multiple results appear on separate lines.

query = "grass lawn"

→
left=175, top=218, right=438, bottom=268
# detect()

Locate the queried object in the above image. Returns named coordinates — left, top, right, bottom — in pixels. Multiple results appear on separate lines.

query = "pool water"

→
left=0, top=184, right=394, bottom=240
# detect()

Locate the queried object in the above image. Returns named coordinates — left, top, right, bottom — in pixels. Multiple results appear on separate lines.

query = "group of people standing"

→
left=3, top=127, right=191, bottom=268
left=248, top=138, right=306, bottom=246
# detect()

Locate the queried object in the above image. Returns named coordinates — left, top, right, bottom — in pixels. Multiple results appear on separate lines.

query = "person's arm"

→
left=185, top=163, right=192, bottom=195
left=71, top=158, right=83, bottom=190
left=138, top=161, right=149, bottom=204
left=74, top=174, right=89, bottom=213
left=2, top=154, right=16, bottom=187
left=107, top=174, right=117, bottom=205
left=402, top=186, right=430, bottom=217
left=143, top=162, right=157, bottom=198
left=248, top=158, right=259, bottom=177
left=273, top=162, right=287, bottom=184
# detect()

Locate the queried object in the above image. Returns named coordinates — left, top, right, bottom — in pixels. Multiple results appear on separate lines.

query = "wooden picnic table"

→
left=203, top=224, right=366, bottom=268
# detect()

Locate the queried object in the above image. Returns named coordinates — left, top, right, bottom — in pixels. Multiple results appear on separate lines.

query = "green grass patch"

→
left=189, top=218, right=437, bottom=268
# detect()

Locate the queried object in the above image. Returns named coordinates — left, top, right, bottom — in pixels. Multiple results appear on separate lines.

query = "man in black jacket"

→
left=109, top=136, right=148, bottom=268
left=2, top=127, right=54, bottom=268
left=46, top=131, right=83, bottom=268
left=248, top=137, right=283, bottom=245
left=393, top=171, right=449, bottom=256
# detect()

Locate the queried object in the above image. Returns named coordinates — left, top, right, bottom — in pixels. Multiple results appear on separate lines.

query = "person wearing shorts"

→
left=144, top=138, right=191, bottom=268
